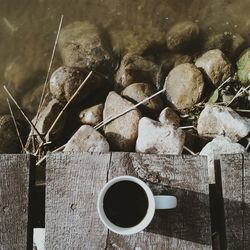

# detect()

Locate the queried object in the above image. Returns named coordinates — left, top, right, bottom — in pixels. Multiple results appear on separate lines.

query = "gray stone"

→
left=197, top=104, right=250, bottom=142
left=0, top=115, right=22, bottom=153
left=164, top=63, right=204, bottom=109
left=158, top=107, right=180, bottom=127
left=166, top=21, right=200, bottom=52
left=58, top=21, right=112, bottom=73
left=31, top=99, right=67, bottom=140
left=200, top=135, right=246, bottom=183
left=103, top=91, right=142, bottom=151
left=115, top=53, right=158, bottom=91
left=195, top=49, right=233, bottom=87
left=136, top=117, right=185, bottom=155
left=79, top=104, right=103, bottom=126
left=173, top=54, right=193, bottom=66
left=49, top=66, right=102, bottom=104
left=64, top=125, right=110, bottom=152
left=121, top=83, right=163, bottom=114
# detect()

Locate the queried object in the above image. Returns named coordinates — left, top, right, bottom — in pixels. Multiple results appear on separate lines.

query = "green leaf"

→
left=208, top=89, right=219, bottom=104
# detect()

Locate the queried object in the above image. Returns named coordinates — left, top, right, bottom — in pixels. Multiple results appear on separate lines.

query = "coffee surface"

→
left=103, top=180, right=149, bottom=227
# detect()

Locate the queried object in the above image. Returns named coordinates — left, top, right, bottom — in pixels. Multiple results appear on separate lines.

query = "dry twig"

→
left=6, top=98, right=25, bottom=152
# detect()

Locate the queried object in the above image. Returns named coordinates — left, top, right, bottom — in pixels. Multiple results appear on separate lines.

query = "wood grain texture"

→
left=45, top=152, right=111, bottom=250
left=45, top=152, right=211, bottom=249
left=0, top=154, right=33, bottom=250
left=219, top=154, right=250, bottom=249
left=107, top=153, right=212, bottom=250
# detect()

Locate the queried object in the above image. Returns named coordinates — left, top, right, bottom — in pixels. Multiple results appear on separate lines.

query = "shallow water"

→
left=0, top=0, right=250, bottom=114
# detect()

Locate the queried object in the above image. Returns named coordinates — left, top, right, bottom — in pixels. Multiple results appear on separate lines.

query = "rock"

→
left=195, top=49, right=233, bottom=87
left=237, top=48, right=250, bottom=86
left=200, top=136, right=246, bottom=183
left=121, top=83, right=163, bottom=114
left=164, top=63, right=204, bottom=109
left=173, top=54, right=193, bottom=66
left=64, top=125, right=109, bottom=152
left=222, top=93, right=234, bottom=105
left=0, top=115, right=22, bottom=153
left=49, top=66, right=103, bottom=104
left=158, top=107, right=180, bottom=127
left=31, top=99, right=67, bottom=140
left=203, top=33, right=231, bottom=54
left=79, top=104, right=103, bottom=126
left=21, top=84, right=51, bottom=117
left=58, top=21, right=113, bottom=73
left=103, top=92, right=142, bottom=151
left=115, top=53, right=158, bottom=91
left=136, top=117, right=185, bottom=154
left=229, top=34, right=247, bottom=60
left=166, top=21, right=200, bottom=52
left=197, top=104, right=250, bottom=142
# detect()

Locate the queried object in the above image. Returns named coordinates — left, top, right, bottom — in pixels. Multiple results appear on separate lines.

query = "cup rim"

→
left=97, top=175, right=155, bottom=235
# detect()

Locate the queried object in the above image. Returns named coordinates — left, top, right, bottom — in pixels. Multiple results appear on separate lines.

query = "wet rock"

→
left=0, top=115, right=22, bottom=153
left=237, top=48, right=250, bottom=86
left=103, top=91, right=142, bottom=151
left=58, top=21, right=113, bottom=73
left=166, top=21, right=200, bottom=52
left=115, top=53, right=158, bottom=91
left=121, top=83, right=163, bottom=114
left=200, top=136, right=245, bottom=183
left=229, top=34, right=247, bottom=60
left=21, top=84, right=51, bottom=117
left=203, top=33, right=231, bottom=54
left=197, top=104, right=250, bottom=142
left=158, top=107, right=180, bottom=127
left=79, top=104, right=103, bottom=126
left=164, top=63, right=204, bottom=109
left=195, top=49, right=233, bottom=87
left=31, top=99, right=67, bottom=140
left=173, top=54, right=193, bottom=66
left=136, top=117, right=185, bottom=154
left=49, top=66, right=102, bottom=104
left=64, top=125, right=109, bottom=152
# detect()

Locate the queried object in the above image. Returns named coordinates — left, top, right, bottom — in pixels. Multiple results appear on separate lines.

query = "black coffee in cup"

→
left=103, top=180, right=149, bottom=228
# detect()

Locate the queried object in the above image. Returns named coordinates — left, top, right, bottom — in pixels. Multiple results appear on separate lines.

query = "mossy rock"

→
left=237, top=48, right=250, bottom=86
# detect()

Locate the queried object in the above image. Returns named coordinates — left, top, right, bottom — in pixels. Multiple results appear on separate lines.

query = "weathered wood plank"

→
left=0, top=154, right=33, bottom=250
left=107, top=153, right=212, bottom=250
left=45, top=152, right=111, bottom=250
left=219, top=154, right=250, bottom=249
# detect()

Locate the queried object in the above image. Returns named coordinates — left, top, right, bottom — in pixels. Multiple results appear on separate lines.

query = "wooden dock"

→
left=0, top=153, right=249, bottom=249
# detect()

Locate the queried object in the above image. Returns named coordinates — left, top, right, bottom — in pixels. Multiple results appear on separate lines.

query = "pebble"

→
left=164, top=63, right=204, bottom=109
left=64, top=125, right=110, bottom=152
left=195, top=49, right=233, bottom=87
left=166, top=21, right=200, bottom=52
left=121, top=83, right=163, bottom=114
left=197, top=104, right=250, bottom=142
left=103, top=91, right=142, bottom=151
left=58, top=21, right=113, bottom=73
left=79, top=104, right=103, bottom=126
left=115, top=53, right=158, bottom=91
left=158, top=107, right=180, bottom=127
left=136, top=117, right=185, bottom=154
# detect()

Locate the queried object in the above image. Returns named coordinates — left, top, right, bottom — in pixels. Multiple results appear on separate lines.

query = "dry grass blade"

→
left=4, top=85, right=45, bottom=143
left=217, top=76, right=231, bottom=90
left=94, top=88, right=166, bottom=130
left=183, top=145, right=197, bottom=155
left=227, top=84, right=250, bottom=106
left=45, top=71, right=93, bottom=139
left=6, top=98, right=25, bottom=152
left=36, top=15, right=64, bottom=119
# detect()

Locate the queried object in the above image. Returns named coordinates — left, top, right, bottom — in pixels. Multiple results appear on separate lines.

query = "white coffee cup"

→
left=97, top=175, right=177, bottom=235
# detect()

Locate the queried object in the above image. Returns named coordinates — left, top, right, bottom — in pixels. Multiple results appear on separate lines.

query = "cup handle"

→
left=154, top=195, right=177, bottom=209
